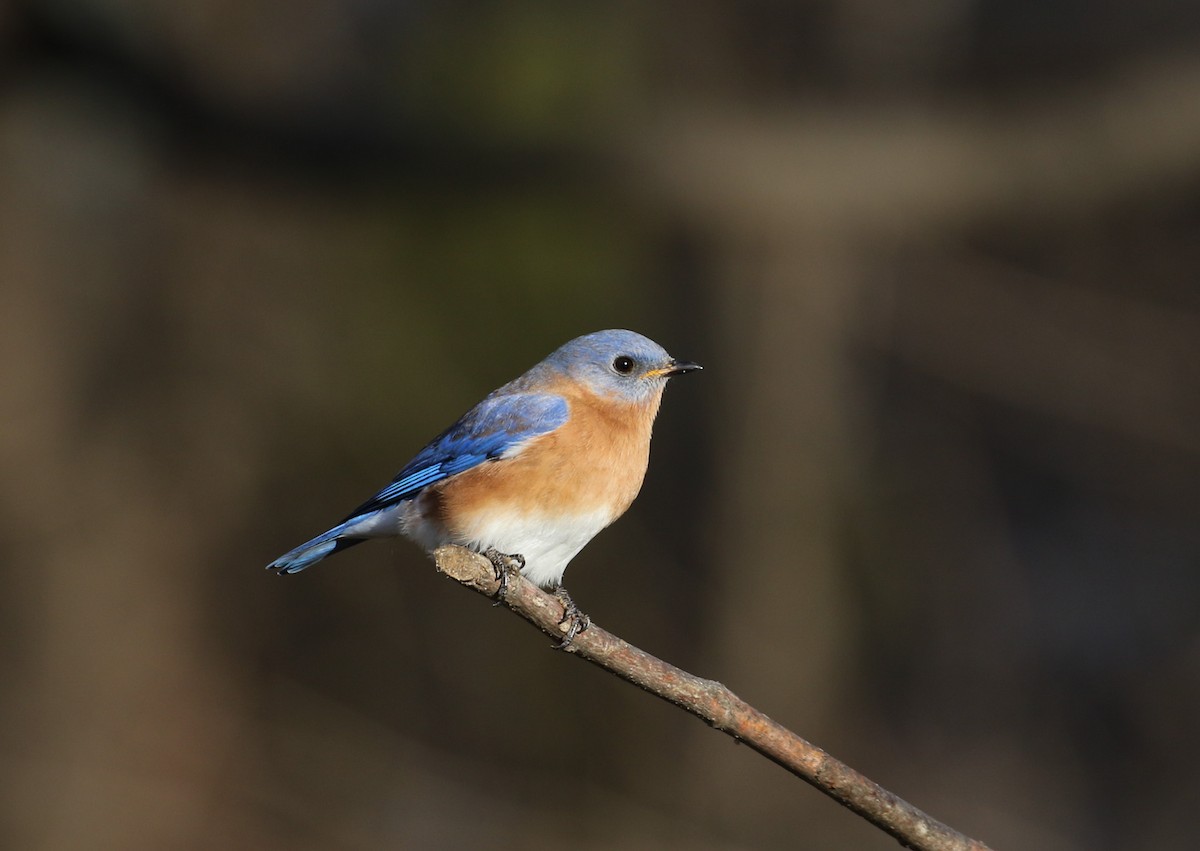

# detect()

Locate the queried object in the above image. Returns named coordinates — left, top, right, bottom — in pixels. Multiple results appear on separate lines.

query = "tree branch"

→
left=433, top=545, right=993, bottom=851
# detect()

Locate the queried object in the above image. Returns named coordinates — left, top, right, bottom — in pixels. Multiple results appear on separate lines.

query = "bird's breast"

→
left=442, top=388, right=658, bottom=519
left=419, top=387, right=662, bottom=585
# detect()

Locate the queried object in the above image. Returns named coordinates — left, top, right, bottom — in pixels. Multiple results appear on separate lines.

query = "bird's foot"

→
left=552, top=586, right=591, bottom=649
left=482, top=548, right=524, bottom=605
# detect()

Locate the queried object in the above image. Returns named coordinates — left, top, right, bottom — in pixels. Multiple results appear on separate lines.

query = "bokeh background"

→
left=3, top=2, right=1199, bottom=849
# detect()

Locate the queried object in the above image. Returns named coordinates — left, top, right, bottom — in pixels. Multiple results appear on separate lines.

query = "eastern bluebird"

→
left=267, top=329, right=701, bottom=639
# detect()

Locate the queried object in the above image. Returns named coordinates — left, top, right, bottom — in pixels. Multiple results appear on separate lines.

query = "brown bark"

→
left=433, top=545, right=994, bottom=851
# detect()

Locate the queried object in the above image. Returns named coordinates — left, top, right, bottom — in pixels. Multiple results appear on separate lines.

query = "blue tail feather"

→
left=266, top=520, right=366, bottom=574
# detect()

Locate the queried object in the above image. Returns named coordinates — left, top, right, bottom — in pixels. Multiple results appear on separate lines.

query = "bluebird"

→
left=267, top=329, right=701, bottom=643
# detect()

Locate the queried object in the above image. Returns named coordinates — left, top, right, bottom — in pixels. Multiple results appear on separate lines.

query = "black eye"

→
left=612, top=355, right=635, bottom=374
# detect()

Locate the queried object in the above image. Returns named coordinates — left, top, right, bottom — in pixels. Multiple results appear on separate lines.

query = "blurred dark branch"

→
left=433, top=545, right=993, bottom=851
left=11, top=1, right=579, bottom=180
left=632, top=54, right=1200, bottom=236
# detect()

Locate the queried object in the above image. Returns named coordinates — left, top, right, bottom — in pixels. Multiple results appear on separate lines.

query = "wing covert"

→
left=340, top=393, right=568, bottom=521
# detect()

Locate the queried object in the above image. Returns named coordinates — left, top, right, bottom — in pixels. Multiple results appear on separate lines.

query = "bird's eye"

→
left=612, top=355, right=635, bottom=375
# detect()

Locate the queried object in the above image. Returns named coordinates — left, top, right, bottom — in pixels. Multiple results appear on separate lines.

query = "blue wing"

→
left=267, top=392, right=568, bottom=574
left=340, top=392, right=569, bottom=521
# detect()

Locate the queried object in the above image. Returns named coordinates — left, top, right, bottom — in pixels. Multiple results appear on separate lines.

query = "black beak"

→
left=665, top=359, right=703, bottom=377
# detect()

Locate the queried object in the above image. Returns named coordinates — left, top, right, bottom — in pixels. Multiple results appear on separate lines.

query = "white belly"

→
left=395, top=500, right=614, bottom=589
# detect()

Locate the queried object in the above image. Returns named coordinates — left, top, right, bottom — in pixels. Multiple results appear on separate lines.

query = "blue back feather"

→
left=340, top=392, right=568, bottom=522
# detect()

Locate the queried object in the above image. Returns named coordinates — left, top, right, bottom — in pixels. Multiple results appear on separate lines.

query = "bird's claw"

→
left=552, top=586, right=591, bottom=649
left=482, top=548, right=524, bottom=605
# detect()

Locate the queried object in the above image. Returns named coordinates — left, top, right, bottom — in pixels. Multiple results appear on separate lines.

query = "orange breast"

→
left=427, top=381, right=664, bottom=534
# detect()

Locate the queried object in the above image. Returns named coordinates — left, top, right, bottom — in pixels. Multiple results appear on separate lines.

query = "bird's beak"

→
left=646, top=359, right=703, bottom=379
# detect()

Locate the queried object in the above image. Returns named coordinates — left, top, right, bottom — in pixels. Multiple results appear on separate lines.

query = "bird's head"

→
left=547, top=329, right=702, bottom=404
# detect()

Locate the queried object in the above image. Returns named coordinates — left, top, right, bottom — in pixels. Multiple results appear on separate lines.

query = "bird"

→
left=266, top=329, right=701, bottom=644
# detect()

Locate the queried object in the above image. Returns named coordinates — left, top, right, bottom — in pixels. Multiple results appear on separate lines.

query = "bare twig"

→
left=433, top=545, right=993, bottom=851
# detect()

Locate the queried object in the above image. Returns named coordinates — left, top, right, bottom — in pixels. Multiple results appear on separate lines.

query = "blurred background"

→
left=2, top=2, right=1199, bottom=849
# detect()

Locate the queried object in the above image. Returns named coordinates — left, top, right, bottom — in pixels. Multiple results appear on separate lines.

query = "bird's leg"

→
left=552, top=586, right=591, bottom=649
left=482, top=547, right=524, bottom=604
